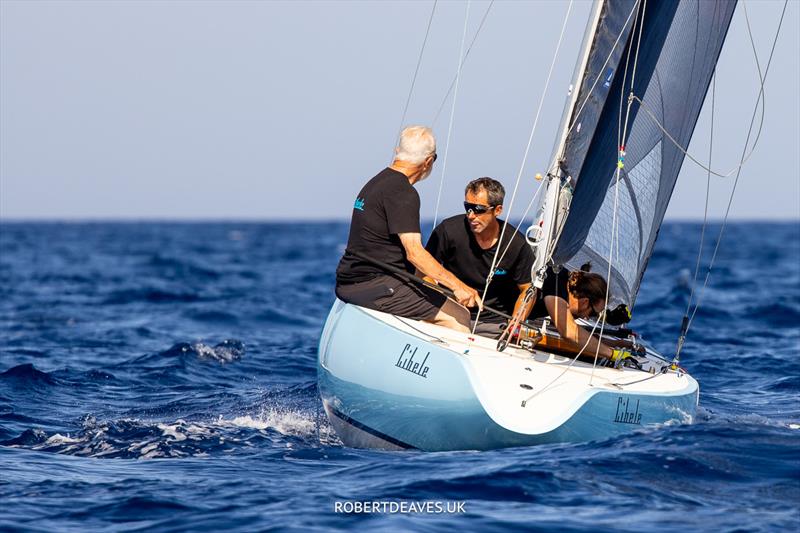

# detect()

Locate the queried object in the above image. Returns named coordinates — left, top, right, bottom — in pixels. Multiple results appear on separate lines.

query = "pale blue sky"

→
left=1, top=0, right=798, bottom=221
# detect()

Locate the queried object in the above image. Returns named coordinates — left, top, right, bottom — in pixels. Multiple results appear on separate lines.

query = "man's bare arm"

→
left=513, top=283, right=534, bottom=321
left=398, top=232, right=480, bottom=308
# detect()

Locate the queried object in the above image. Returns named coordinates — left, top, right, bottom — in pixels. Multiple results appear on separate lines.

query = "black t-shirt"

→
left=336, top=168, right=421, bottom=285
left=425, top=215, right=534, bottom=319
left=530, top=267, right=571, bottom=319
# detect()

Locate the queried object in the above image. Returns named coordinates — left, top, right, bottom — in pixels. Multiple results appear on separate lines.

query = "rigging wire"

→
left=684, top=0, right=789, bottom=336
left=432, top=1, right=496, bottom=126
left=676, top=0, right=724, bottom=335
left=472, top=0, right=574, bottom=333
left=630, top=2, right=779, bottom=181
left=393, top=0, right=438, bottom=160
left=590, top=0, right=646, bottom=384
left=674, top=72, right=716, bottom=362
left=545, top=1, right=641, bottom=178
left=477, top=0, right=640, bottom=279
left=523, top=0, right=786, bottom=399
left=685, top=74, right=714, bottom=320
left=537, top=0, right=642, bottom=264
left=433, top=0, right=471, bottom=229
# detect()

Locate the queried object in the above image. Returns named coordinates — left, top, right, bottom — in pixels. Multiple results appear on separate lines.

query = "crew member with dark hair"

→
left=425, top=177, right=535, bottom=336
left=532, top=267, right=626, bottom=362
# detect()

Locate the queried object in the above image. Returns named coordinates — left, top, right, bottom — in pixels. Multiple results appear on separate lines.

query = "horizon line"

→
left=1, top=216, right=798, bottom=224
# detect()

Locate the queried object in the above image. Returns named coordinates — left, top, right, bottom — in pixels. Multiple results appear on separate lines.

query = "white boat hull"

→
left=318, top=299, right=698, bottom=451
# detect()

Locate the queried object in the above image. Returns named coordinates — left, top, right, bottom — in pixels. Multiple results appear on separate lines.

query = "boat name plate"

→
left=613, top=397, right=643, bottom=425
left=395, top=343, right=430, bottom=379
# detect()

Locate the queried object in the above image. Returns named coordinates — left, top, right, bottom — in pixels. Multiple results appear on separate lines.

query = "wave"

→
left=103, top=288, right=203, bottom=305
left=147, top=253, right=222, bottom=280
left=184, top=309, right=240, bottom=324
left=253, top=308, right=319, bottom=327
left=116, top=340, right=246, bottom=373
left=0, top=363, right=59, bottom=386
left=1, top=404, right=336, bottom=459
left=160, top=339, right=245, bottom=364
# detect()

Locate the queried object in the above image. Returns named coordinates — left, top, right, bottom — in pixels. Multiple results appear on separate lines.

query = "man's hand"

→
left=453, top=283, right=481, bottom=308
left=398, top=232, right=481, bottom=307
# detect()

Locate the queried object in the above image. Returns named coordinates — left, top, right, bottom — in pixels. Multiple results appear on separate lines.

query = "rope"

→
left=589, top=0, right=646, bottom=384
left=631, top=94, right=761, bottom=179
left=392, top=315, right=447, bottom=344
left=685, top=0, right=788, bottom=335
left=674, top=73, right=716, bottom=362
left=608, top=368, right=667, bottom=389
left=545, top=1, right=641, bottom=177
left=630, top=0, right=775, bottom=181
left=432, top=0, right=471, bottom=229
left=482, top=0, right=639, bottom=276
left=432, top=1, right=495, bottom=126
left=472, top=0, right=574, bottom=333
left=685, top=73, right=714, bottom=319
left=393, top=0, right=438, bottom=160
left=537, top=0, right=641, bottom=260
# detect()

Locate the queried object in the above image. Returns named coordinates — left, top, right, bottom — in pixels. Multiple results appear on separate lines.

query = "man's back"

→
left=336, top=168, right=421, bottom=285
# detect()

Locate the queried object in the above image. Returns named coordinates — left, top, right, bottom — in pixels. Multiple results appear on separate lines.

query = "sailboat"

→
left=318, top=0, right=738, bottom=451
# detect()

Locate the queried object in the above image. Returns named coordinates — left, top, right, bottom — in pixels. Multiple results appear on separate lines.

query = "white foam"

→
left=22, top=404, right=333, bottom=460
left=157, top=422, right=188, bottom=442
left=216, top=408, right=316, bottom=437
left=191, top=342, right=242, bottom=363
left=45, top=433, right=81, bottom=445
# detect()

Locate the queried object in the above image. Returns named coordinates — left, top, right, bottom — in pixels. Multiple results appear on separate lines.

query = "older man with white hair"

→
left=336, top=126, right=479, bottom=332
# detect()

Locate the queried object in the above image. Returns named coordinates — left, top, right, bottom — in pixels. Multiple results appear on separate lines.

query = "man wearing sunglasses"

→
left=425, top=177, right=535, bottom=335
left=335, top=126, right=480, bottom=332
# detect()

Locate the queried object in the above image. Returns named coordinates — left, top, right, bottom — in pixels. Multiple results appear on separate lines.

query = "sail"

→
left=549, top=0, right=737, bottom=307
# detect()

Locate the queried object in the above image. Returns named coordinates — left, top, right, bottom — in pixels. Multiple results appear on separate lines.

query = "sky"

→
left=1, top=0, right=798, bottom=221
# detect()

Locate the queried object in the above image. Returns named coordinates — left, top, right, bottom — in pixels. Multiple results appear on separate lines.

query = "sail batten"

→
left=547, top=0, right=737, bottom=307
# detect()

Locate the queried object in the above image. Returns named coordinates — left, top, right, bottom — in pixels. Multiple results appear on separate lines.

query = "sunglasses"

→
left=431, top=152, right=438, bottom=162
left=464, top=202, right=495, bottom=215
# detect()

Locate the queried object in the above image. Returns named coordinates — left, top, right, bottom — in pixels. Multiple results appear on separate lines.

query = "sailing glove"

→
left=610, top=349, right=632, bottom=368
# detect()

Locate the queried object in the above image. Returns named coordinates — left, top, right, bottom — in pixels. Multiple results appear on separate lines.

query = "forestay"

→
left=549, top=0, right=737, bottom=307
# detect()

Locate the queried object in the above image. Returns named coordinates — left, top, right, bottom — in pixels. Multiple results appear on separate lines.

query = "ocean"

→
left=1, top=221, right=798, bottom=532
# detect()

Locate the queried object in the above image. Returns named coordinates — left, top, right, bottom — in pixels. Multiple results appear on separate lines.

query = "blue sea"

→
left=1, top=221, right=798, bottom=532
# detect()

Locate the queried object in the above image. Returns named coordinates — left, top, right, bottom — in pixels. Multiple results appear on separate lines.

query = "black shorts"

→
left=335, top=275, right=448, bottom=321
left=469, top=319, right=506, bottom=339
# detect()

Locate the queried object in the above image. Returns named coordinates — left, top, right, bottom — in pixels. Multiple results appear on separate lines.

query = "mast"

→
left=531, top=0, right=737, bottom=308
left=530, top=0, right=636, bottom=286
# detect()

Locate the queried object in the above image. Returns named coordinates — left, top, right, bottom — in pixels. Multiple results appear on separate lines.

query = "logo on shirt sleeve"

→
left=354, top=197, right=365, bottom=211
left=494, top=268, right=507, bottom=276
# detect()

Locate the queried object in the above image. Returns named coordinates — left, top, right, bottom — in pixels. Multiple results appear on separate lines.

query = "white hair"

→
left=395, top=126, right=436, bottom=164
